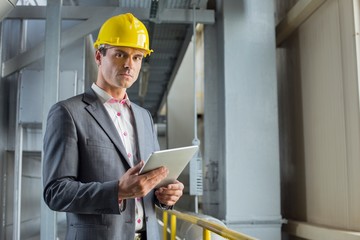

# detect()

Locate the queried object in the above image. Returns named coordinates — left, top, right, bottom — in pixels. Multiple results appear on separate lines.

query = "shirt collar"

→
left=91, top=83, right=131, bottom=107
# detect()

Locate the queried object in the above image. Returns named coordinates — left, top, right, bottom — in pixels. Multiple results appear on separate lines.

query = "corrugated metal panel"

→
left=120, top=0, right=151, bottom=8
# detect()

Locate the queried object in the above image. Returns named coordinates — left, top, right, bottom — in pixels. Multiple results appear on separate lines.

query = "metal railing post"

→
left=170, top=214, right=177, bottom=240
left=203, top=229, right=211, bottom=240
left=163, top=211, right=168, bottom=240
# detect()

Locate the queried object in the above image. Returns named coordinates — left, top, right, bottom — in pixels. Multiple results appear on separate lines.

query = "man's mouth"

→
left=119, top=72, right=132, bottom=78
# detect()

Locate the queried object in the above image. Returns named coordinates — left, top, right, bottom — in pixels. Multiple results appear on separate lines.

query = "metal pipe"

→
left=192, top=2, right=199, bottom=213
left=13, top=122, right=23, bottom=240
left=192, top=2, right=198, bottom=142
left=13, top=18, right=27, bottom=237
left=191, top=0, right=202, bottom=214
left=284, top=220, right=360, bottom=240
left=223, top=218, right=286, bottom=225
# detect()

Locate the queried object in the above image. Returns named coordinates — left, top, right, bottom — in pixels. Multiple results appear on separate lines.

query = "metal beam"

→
left=6, top=6, right=215, bottom=24
left=6, top=6, right=149, bottom=20
left=2, top=7, right=116, bottom=78
left=41, top=0, right=62, bottom=239
left=154, top=9, right=215, bottom=24
left=276, top=0, right=326, bottom=46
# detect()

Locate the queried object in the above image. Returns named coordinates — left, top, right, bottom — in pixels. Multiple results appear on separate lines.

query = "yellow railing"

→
left=161, top=210, right=257, bottom=240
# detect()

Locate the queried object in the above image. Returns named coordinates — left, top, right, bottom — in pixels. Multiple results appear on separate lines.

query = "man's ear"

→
left=95, top=50, right=102, bottom=66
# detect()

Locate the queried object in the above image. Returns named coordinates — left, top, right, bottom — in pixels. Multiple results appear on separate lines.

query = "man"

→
left=43, top=13, right=184, bottom=240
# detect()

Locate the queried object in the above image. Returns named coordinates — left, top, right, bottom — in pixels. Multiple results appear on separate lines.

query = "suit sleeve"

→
left=42, top=103, right=120, bottom=214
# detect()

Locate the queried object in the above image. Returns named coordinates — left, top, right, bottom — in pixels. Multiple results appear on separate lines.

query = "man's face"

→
left=96, top=46, right=145, bottom=91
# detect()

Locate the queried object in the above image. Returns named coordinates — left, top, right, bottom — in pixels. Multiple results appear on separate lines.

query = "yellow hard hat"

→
left=93, top=13, right=153, bottom=56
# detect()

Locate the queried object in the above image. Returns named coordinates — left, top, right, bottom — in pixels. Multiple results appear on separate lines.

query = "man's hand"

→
left=155, top=180, right=184, bottom=206
left=118, top=161, right=169, bottom=200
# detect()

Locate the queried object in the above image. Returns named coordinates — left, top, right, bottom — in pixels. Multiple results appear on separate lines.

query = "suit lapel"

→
left=131, top=104, right=145, bottom=161
left=82, top=89, right=133, bottom=168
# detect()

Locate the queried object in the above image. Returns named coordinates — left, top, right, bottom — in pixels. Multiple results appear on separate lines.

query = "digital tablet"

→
left=139, top=145, right=199, bottom=188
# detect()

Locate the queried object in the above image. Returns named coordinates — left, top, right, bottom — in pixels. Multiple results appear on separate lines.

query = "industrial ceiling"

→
left=3, top=0, right=215, bottom=119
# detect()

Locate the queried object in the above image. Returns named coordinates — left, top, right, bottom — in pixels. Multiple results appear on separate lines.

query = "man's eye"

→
left=115, top=53, right=124, bottom=58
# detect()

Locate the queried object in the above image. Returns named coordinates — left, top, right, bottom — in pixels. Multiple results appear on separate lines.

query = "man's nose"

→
left=123, top=57, right=134, bottom=69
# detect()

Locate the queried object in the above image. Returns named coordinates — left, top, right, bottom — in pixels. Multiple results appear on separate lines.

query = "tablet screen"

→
left=139, top=145, right=199, bottom=188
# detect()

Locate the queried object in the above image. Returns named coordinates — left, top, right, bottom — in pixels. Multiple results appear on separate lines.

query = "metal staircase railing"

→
left=161, top=210, right=257, bottom=240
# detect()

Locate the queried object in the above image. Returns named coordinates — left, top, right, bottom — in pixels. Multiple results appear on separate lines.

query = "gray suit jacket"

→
left=43, top=88, right=161, bottom=240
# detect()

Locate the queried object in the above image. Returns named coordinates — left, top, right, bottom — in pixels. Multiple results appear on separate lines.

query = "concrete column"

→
left=203, top=1, right=281, bottom=239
